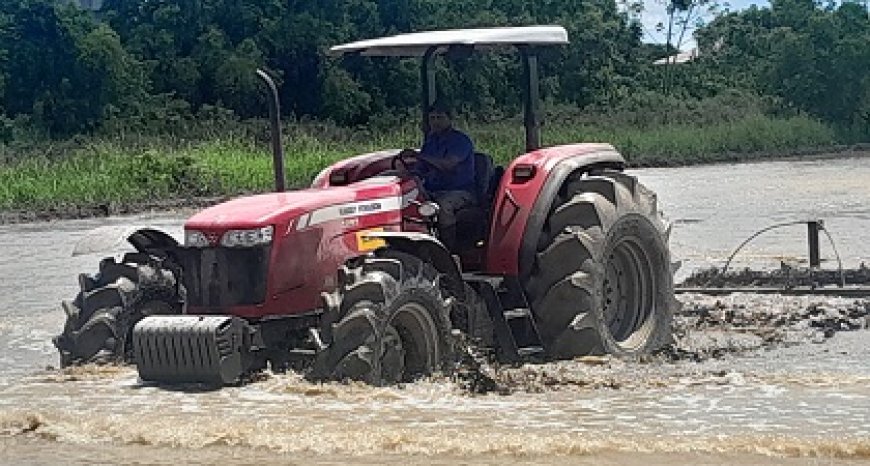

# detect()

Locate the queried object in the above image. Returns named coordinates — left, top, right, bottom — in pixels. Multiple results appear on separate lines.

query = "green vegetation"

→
left=0, top=0, right=867, bottom=215
left=0, top=110, right=841, bottom=212
left=0, top=0, right=867, bottom=137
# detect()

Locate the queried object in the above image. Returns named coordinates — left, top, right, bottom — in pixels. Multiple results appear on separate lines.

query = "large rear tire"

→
left=524, top=170, right=674, bottom=358
left=309, top=250, right=454, bottom=385
left=53, top=253, right=185, bottom=367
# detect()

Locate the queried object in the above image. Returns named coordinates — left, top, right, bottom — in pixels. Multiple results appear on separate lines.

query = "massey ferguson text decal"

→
left=297, top=197, right=401, bottom=229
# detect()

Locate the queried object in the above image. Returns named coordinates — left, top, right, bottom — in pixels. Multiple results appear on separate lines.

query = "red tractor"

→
left=54, top=26, right=675, bottom=385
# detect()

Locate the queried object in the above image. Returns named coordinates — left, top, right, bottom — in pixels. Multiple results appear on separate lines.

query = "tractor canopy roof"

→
left=330, top=25, right=568, bottom=57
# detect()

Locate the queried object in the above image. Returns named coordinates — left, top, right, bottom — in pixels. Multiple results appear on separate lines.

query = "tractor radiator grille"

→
left=175, top=246, right=271, bottom=308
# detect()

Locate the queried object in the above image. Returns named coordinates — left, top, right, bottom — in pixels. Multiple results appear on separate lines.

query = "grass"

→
left=470, top=113, right=839, bottom=167
left=0, top=112, right=848, bottom=213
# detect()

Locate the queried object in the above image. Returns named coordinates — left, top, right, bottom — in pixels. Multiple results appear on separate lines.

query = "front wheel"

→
left=309, top=250, right=454, bottom=385
left=53, top=253, right=185, bottom=367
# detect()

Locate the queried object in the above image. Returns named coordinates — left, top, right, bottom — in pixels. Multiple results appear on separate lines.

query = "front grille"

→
left=175, top=246, right=271, bottom=307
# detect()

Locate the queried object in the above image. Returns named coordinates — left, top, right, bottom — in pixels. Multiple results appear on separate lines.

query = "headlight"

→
left=185, top=230, right=210, bottom=248
left=221, top=226, right=274, bottom=248
left=418, top=201, right=440, bottom=217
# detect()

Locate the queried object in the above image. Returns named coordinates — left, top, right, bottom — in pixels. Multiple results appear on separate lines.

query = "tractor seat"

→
left=453, top=152, right=502, bottom=250
left=473, top=152, right=497, bottom=206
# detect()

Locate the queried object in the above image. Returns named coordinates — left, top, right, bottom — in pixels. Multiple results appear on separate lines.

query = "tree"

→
left=697, top=0, right=869, bottom=130
left=0, top=0, right=146, bottom=135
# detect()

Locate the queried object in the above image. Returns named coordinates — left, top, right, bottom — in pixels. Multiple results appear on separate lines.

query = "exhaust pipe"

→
left=256, top=69, right=286, bottom=192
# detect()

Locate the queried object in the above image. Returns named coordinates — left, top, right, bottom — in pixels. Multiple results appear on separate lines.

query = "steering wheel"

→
left=391, top=150, right=417, bottom=171
left=389, top=151, right=435, bottom=203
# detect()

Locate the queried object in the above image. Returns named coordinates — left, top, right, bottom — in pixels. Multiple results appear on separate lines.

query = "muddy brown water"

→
left=1, top=155, right=869, bottom=464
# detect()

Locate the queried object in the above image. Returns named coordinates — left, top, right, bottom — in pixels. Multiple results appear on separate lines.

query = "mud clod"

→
left=662, top=295, right=870, bottom=362
left=453, top=293, right=869, bottom=394
left=452, top=341, right=505, bottom=395
left=681, top=264, right=870, bottom=288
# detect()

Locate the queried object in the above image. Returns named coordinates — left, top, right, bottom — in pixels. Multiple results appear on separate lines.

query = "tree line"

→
left=0, top=0, right=867, bottom=140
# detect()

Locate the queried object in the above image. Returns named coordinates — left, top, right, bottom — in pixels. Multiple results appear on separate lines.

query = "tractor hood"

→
left=185, top=176, right=404, bottom=231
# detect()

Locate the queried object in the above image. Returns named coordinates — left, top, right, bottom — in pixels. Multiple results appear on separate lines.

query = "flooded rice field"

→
left=1, top=155, right=869, bottom=464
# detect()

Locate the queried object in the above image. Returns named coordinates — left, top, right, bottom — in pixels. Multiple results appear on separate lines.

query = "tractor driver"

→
left=399, top=101, right=476, bottom=251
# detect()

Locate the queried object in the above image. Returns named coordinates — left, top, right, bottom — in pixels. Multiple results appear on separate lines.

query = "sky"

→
left=638, top=0, right=770, bottom=50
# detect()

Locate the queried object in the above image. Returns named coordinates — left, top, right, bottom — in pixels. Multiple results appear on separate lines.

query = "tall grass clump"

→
left=610, top=114, right=837, bottom=166
left=0, top=120, right=418, bottom=211
left=462, top=113, right=837, bottom=167
left=0, top=144, right=204, bottom=210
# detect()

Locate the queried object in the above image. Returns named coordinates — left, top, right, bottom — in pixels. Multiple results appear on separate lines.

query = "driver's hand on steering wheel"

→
left=394, top=149, right=421, bottom=174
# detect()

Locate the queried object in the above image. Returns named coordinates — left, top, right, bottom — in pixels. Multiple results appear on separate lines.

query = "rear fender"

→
left=72, top=226, right=180, bottom=257
left=485, top=143, right=625, bottom=276
left=364, top=231, right=464, bottom=299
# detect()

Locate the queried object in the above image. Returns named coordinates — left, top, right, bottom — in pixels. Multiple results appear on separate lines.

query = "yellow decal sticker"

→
left=356, top=228, right=387, bottom=252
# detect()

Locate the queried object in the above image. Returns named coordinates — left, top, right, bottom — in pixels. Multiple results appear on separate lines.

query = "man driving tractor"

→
left=400, top=101, right=477, bottom=250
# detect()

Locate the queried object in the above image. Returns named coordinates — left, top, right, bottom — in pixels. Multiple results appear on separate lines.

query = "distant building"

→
left=652, top=48, right=700, bottom=65
left=652, top=37, right=724, bottom=65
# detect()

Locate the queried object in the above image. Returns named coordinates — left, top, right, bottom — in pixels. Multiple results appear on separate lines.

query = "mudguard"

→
left=485, top=143, right=625, bottom=277
left=72, top=226, right=180, bottom=256
left=364, top=231, right=465, bottom=299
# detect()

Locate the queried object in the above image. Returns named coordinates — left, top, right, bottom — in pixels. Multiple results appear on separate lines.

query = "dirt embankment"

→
left=0, top=196, right=233, bottom=225
left=682, top=265, right=870, bottom=288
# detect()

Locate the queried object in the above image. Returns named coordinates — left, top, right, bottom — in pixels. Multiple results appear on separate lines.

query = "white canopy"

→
left=330, top=25, right=569, bottom=57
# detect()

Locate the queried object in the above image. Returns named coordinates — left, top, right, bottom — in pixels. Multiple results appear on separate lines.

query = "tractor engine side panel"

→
left=484, top=143, right=625, bottom=276
left=184, top=178, right=421, bottom=319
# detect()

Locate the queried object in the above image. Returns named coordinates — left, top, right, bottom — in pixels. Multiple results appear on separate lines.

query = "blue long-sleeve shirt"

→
left=417, top=128, right=476, bottom=192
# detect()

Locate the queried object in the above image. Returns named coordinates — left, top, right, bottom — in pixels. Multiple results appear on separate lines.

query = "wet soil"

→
left=666, top=294, right=869, bottom=360
left=457, top=293, right=870, bottom=395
